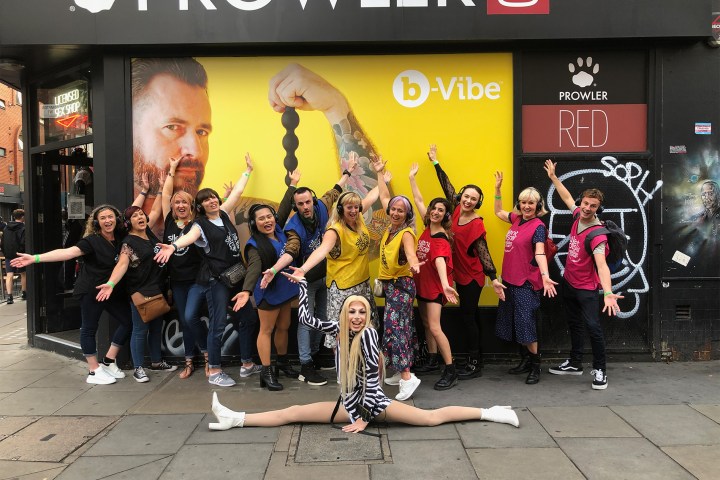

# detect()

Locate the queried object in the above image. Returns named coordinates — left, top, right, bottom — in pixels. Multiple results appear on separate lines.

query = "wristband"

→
left=172, top=243, right=178, bottom=252
left=140, top=191, right=148, bottom=196
left=107, top=281, right=115, bottom=289
left=270, top=267, right=277, bottom=275
left=299, top=267, right=307, bottom=274
left=343, top=169, right=351, bottom=177
left=494, top=195, right=502, bottom=200
left=432, top=161, right=439, bottom=166
left=223, top=197, right=228, bottom=201
left=603, top=291, right=612, bottom=297
left=541, top=272, right=548, bottom=276
left=243, top=172, right=250, bottom=177
left=34, top=254, right=41, bottom=264
left=168, top=172, right=174, bottom=177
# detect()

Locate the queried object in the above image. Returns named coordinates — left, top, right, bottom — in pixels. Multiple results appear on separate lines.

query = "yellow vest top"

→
left=326, top=221, right=371, bottom=289
left=378, top=227, right=416, bottom=280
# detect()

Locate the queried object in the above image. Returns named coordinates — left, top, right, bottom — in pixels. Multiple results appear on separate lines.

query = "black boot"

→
left=276, top=355, right=300, bottom=379
left=414, top=353, right=440, bottom=374
left=260, top=366, right=283, bottom=391
left=525, top=353, right=541, bottom=385
left=457, top=353, right=483, bottom=380
left=434, top=363, right=458, bottom=391
left=508, top=347, right=531, bottom=374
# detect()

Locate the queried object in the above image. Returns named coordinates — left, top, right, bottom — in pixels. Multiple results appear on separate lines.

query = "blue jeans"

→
left=171, top=281, right=208, bottom=358
left=231, top=302, right=258, bottom=363
left=201, top=278, right=230, bottom=369
left=130, top=302, right=163, bottom=368
left=297, top=277, right=326, bottom=364
left=80, top=294, right=132, bottom=357
left=562, top=279, right=607, bottom=371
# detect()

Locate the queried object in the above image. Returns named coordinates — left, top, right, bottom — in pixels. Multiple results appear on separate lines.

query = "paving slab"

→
left=530, top=406, right=640, bottom=437
left=0, top=416, right=40, bottom=439
left=0, top=350, right=38, bottom=368
left=456, top=408, right=554, bottom=449
left=159, top=443, right=273, bottom=480
left=3, top=355, right=77, bottom=372
left=294, top=424, right=383, bottom=463
left=83, top=414, right=203, bottom=456
left=0, top=370, right=50, bottom=393
left=56, top=454, right=172, bottom=480
left=0, top=459, right=65, bottom=480
left=611, top=405, right=720, bottom=446
left=385, top=422, right=459, bottom=441
left=16, top=465, right=66, bottom=479
left=0, top=416, right=115, bottom=462
left=662, top=445, right=720, bottom=480
left=0, top=388, right=82, bottom=416
left=370, top=439, right=476, bottom=480
left=690, top=404, right=720, bottom=424
left=557, top=437, right=694, bottom=480
left=186, top=413, right=279, bottom=445
left=54, top=389, right=150, bottom=416
left=467, top=447, right=584, bottom=480
left=265, top=451, right=369, bottom=480
left=24, top=365, right=92, bottom=390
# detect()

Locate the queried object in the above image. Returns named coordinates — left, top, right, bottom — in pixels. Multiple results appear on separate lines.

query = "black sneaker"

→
left=6, top=296, right=13, bottom=305
left=591, top=369, right=608, bottom=390
left=150, top=361, right=178, bottom=372
left=548, top=359, right=583, bottom=375
left=312, top=354, right=335, bottom=371
left=298, top=362, right=328, bottom=386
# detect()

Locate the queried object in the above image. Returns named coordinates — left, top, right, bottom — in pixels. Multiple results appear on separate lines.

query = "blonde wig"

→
left=337, top=295, right=374, bottom=399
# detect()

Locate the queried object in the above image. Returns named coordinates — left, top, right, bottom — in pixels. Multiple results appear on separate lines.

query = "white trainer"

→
left=481, top=406, right=519, bottom=427
left=395, top=374, right=421, bottom=401
left=384, top=372, right=402, bottom=386
left=209, top=392, right=246, bottom=431
left=86, top=366, right=117, bottom=385
left=102, top=362, right=126, bottom=379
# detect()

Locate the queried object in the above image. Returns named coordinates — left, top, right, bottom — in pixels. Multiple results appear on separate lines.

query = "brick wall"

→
left=0, top=84, right=24, bottom=186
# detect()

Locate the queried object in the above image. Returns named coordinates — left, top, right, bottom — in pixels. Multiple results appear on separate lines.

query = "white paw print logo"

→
left=74, top=0, right=115, bottom=13
left=569, top=57, right=599, bottom=88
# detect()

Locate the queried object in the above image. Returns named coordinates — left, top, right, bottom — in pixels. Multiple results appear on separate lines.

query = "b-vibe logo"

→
left=487, top=0, right=549, bottom=15
left=393, top=70, right=501, bottom=108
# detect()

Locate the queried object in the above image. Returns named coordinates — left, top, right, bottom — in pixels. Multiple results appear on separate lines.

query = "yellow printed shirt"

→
left=378, top=227, right=416, bottom=281
left=326, top=222, right=371, bottom=289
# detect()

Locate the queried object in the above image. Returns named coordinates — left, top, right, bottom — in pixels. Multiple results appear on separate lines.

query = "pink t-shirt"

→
left=564, top=208, right=608, bottom=290
left=501, top=213, right=543, bottom=291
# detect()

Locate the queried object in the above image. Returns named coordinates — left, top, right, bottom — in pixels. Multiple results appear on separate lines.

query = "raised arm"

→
left=161, top=157, right=182, bottom=220
left=276, top=169, right=302, bottom=228
left=133, top=173, right=151, bottom=208
left=408, top=163, right=427, bottom=219
left=11, top=246, right=83, bottom=269
left=335, top=153, right=359, bottom=190
left=544, top=159, right=575, bottom=211
left=147, top=186, right=163, bottom=229
left=429, top=144, right=457, bottom=205
left=494, top=171, right=511, bottom=223
left=221, top=152, right=253, bottom=214
left=371, top=154, right=391, bottom=211
left=362, top=169, right=391, bottom=213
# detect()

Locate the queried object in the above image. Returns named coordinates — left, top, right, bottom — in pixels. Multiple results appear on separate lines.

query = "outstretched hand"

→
left=543, top=159, right=556, bottom=178
left=542, top=276, right=558, bottom=298
left=443, top=285, right=459, bottom=304
left=10, top=253, right=34, bottom=269
left=96, top=283, right=113, bottom=302
left=492, top=279, right=507, bottom=302
left=409, top=163, right=419, bottom=179
left=281, top=266, right=306, bottom=284
left=231, top=291, right=250, bottom=312
left=427, top=144, right=438, bottom=163
left=154, top=244, right=174, bottom=264
left=602, top=293, right=625, bottom=316
left=260, top=268, right=276, bottom=289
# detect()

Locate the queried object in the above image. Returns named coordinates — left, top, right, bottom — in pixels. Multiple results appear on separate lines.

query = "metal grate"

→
left=675, top=305, right=691, bottom=322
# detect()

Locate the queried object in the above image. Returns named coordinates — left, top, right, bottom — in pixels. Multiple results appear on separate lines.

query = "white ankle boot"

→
left=209, top=392, right=246, bottom=431
left=481, top=405, right=519, bottom=428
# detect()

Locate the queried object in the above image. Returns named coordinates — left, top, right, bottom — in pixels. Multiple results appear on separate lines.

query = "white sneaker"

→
left=86, top=366, right=116, bottom=385
left=395, top=374, right=421, bottom=401
left=482, top=406, right=519, bottom=428
left=102, top=362, right=125, bottom=379
left=384, top=372, right=402, bottom=386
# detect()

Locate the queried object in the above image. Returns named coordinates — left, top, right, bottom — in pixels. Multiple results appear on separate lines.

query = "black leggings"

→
left=457, top=280, right=483, bottom=353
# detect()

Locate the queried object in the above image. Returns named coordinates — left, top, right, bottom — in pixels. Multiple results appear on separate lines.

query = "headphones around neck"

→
left=248, top=204, right=279, bottom=233
left=386, top=195, right=415, bottom=223
left=337, top=191, right=363, bottom=217
left=292, top=187, right=319, bottom=213
left=91, top=205, right=121, bottom=232
left=574, top=195, right=604, bottom=215
left=515, top=187, right=545, bottom=214
left=455, top=184, right=484, bottom=209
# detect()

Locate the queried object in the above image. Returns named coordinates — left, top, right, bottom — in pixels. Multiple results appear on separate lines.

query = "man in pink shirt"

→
left=544, top=160, right=623, bottom=390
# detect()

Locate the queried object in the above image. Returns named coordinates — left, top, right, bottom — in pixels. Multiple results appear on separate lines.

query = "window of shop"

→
left=0, top=147, right=6, bottom=157
left=34, top=73, right=91, bottom=146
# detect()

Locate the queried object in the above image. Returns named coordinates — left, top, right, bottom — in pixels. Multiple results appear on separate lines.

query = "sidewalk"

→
left=0, top=301, right=718, bottom=479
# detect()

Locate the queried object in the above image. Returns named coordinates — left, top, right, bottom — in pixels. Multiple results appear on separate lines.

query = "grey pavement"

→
left=0, top=301, right=718, bottom=479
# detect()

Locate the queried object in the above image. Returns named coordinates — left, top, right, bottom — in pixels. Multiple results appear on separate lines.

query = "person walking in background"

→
left=544, top=159, right=623, bottom=390
left=493, top=172, right=557, bottom=385
left=431, top=145, right=504, bottom=380
left=12, top=205, right=131, bottom=385
left=408, top=163, right=460, bottom=391
left=3, top=209, right=26, bottom=304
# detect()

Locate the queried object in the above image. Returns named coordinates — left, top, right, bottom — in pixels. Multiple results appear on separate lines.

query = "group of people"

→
left=12, top=143, right=625, bottom=434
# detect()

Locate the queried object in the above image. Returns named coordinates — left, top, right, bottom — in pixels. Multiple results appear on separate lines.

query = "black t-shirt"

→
left=122, top=229, right=166, bottom=296
left=74, top=234, right=124, bottom=299
left=163, top=213, right=201, bottom=284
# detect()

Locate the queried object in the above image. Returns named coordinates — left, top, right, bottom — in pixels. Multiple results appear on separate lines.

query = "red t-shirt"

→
left=415, top=228, right=454, bottom=303
left=451, top=208, right=486, bottom=286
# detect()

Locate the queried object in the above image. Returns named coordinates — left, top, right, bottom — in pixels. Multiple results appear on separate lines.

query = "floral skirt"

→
left=324, top=279, right=378, bottom=349
left=382, top=276, right=417, bottom=371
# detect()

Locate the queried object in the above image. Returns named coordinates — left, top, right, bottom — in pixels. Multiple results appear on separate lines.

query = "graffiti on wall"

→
left=546, top=156, right=662, bottom=318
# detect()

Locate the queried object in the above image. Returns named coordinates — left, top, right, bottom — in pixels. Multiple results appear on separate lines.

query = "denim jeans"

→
left=562, top=279, right=607, bottom=371
left=200, top=278, right=230, bottom=369
left=171, top=281, right=208, bottom=358
left=231, top=301, right=258, bottom=363
left=129, top=302, right=163, bottom=368
left=80, top=294, right=132, bottom=357
left=297, top=277, right=326, bottom=364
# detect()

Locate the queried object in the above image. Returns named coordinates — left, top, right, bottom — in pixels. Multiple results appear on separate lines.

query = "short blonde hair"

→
left=515, top=187, right=548, bottom=217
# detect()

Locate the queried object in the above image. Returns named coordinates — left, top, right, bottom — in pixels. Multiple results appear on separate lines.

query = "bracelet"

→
left=168, top=172, right=174, bottom=177
left=432, top=161, right=439, bottom=166
left=243, top=172, right=250, bottom=177
left=603, top=291, right=612, bottom=297
left=270, top=267, right=277, bottom=275
left=171, top=243, right=178, bottom=252
left=107, top=281, right=115, bottom=289
left=299, top=267, right=307, bottom=274
left=535, top=253, right=546, bottom=256
left=140, top=191, right=148, bottom=196
left=34, top=254, right=40, bottom=264
left=541, top=272, right=548, bottom=276
left=494, top=195, right=502, bottom=199
left=343, top=169, right=351, bottom=177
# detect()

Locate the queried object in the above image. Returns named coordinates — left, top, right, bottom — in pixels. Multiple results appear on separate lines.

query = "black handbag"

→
left=219, top=262, right=247, bottom=289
